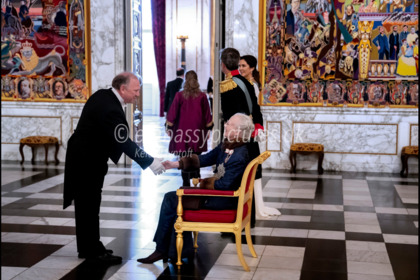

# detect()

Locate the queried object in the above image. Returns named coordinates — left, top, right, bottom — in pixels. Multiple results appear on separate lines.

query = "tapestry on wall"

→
left=260, top=0, right=418, bottom=107
left=1, top=0, right=91, bottom=102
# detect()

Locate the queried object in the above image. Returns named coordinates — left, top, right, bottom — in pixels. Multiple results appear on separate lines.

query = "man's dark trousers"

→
left=74, top=170, right=107, bottom=257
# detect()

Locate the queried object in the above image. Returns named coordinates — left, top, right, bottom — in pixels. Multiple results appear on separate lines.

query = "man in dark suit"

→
left=63, top=72, right=166, bottom=265
left=389, top=25, right=400, bottom=60
left=164, top=68, right=184, bottom=114
left=207, top=76, right=213, bottom=112
left=286, top=0, right=301, bottom=36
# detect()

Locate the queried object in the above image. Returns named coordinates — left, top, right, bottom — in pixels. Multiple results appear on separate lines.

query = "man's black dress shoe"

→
left=137, top=250, right=168, bottom=264
left=78, top=249, right=113, bottom=258
left=85, top=252, right=122, bottom=265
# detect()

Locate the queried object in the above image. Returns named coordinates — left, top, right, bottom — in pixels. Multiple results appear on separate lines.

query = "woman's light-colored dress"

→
left=252, top=80, right=281, bottom=218
left=397, top=45, right=417, bottom=77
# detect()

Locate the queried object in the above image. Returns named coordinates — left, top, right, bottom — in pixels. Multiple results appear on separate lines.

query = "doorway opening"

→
left=141, top=0, right=160, bottom=116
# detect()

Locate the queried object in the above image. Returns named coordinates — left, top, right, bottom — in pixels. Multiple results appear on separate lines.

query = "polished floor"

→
left=1, top=116, right=419, bottom=280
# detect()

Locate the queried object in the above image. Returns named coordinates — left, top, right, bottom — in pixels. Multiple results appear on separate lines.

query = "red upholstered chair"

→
left=174, top=151, right=271, bottom=271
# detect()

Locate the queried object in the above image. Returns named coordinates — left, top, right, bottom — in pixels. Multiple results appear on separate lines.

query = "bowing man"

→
left=63, top=72, right=166, bottom=265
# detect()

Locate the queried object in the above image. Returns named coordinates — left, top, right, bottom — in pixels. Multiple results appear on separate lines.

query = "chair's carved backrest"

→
left=245, top=165, right=257, bottom=194
left=235, top=151, right=271, bottom=223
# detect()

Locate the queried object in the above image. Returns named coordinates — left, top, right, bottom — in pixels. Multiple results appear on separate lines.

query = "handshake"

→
left=148, top=158, right=180, bottom=175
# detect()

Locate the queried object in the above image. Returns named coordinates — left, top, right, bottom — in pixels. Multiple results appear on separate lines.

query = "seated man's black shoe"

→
left=79, top=249, right=113, bottom=258
left=137, top=250, right=168, bottom=264
left=85, top=252, right=122, bottom=265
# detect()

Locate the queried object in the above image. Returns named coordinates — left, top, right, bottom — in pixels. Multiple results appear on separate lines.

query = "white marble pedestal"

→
left=260, top=106, right=419, bottom=173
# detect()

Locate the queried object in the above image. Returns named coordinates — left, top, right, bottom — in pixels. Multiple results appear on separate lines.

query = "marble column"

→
left=114, top=0, right=126, bottom=75
left=90, top=0, right=118, bottom=91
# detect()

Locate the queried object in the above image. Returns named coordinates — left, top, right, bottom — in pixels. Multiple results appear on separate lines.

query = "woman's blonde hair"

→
left=182, top=70, right=201, bottom=98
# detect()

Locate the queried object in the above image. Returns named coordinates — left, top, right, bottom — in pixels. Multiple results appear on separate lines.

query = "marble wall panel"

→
left=260, top=107, right=418, bottom=173
left=2, top=117, right=62, bottom=144
left=266, top=121, right=281, bottom=151
left=411, top=125, right=418, bottom=146
left=1, top=102, right=84, bottom=162
left=225, top=0, right=259, bottom=58
left=292, top=123, right=398, bottom=155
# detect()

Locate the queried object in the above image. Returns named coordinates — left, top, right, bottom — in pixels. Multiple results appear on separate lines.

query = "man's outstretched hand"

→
left=162, top=160, right=179, bottom=170
left=149, top=158, right=166, bottom=175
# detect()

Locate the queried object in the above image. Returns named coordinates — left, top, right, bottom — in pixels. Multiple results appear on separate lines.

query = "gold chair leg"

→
left=193, top=231, right=199, bottom=251
left=245, top=222, right=257, bottom=258
left=235, top=232, right=250, bottom=272
left=176, top=231, right=184, bottom=266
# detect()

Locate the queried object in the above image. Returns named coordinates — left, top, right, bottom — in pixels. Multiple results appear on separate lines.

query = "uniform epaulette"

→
left=220, top=79, right=237, bottom=93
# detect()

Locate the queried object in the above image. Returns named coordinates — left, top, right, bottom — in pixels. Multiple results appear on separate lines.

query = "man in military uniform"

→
left=219, top=48, right=278, bottom=227
left=219, top=48, right=263, bottom=127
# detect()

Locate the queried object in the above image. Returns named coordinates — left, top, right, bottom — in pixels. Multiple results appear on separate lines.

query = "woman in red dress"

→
left=166, top=70, right=213, bottom=186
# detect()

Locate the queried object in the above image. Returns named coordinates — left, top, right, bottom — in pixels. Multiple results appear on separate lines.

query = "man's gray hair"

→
left=232, top=113, right=255, bottom=141
left=112, top=72, right=137, bottom=90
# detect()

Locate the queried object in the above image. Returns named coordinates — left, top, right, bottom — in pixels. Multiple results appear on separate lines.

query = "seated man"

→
left=137, top=113, right=254, bottom=264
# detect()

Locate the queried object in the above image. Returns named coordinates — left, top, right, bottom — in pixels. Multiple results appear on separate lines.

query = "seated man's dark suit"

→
left=220, top=70, right=264, bottom=226
left=164, top=78, right=183, bottom=113
left=153, top=142, right=250, bottom=259
left=63, top=88, right=154, bottom=257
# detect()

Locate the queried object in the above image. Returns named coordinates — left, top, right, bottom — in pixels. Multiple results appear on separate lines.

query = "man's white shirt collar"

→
left=111, top=87, right=126, bottom=108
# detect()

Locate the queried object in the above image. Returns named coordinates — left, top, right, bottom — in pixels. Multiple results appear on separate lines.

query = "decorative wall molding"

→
left=410, top=124, right=419, bottom=146
left=71, top=117, right=80, bottom=134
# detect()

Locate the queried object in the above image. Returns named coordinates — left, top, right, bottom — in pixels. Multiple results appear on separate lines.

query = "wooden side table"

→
left=400, top=146, right=418, bottom=178
left=19, top=136, right=60, bottom=165
left=290, top=143, right=325, bottom=175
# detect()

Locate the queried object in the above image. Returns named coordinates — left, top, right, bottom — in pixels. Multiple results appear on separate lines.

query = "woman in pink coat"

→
left=166, top=70, right=213, bottom=186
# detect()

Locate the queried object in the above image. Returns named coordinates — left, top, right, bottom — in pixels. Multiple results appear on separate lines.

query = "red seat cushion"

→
left=245, top=165, right=256, bottom=193
left=183, top=189, right=235, bottom=196
left=184, top=203, right=249, bottom=223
